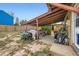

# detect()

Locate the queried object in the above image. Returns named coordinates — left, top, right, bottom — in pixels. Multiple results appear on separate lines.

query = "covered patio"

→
left=26, top=3, right=79, bottom=55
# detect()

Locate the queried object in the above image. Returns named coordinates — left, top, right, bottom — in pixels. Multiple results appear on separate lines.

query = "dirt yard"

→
left=0, top=32, right=54, bottom=56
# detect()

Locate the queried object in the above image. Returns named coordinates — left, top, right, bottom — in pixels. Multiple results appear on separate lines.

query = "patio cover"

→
left=27, top=3, right=78, bottom=26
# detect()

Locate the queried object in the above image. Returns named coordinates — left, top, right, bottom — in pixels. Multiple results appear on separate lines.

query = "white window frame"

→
left=72, top=4, right=79, bottom=49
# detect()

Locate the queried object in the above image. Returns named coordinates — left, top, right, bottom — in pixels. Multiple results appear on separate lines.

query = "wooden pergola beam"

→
left=28, top=10, right=66, bottom=25
left=50, top=3, right=79, bottom=13
left=32, top=12, right=66, bottom=25
left=31, top=13, right=66, bottom=25
left=39, top=8, right=62, bottom=20
left=38, top=10, right=66, bottom=24
left=42, top=15, right=65, bottom=25
left=52, top=8, right=61, bottom=13
left=27, top=8, right=62, bottom=24
left=30, top=10, right=65, bottom=25
left=27, top=3, right=76, bottom=26
left=39, top=13, right=66, bottom=25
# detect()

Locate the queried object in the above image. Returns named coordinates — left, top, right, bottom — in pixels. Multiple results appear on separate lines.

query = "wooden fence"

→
left=0, top=25, right=36, bottom=32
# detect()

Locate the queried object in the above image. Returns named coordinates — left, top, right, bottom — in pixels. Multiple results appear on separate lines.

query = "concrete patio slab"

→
left=39, top=35, right=77, bottom=56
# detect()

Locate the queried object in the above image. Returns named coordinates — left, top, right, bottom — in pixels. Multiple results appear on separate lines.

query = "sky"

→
left=0, top=3, right=48, bottom=22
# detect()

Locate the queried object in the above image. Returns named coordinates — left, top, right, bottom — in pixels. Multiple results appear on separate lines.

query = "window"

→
left=75, top=6, right=79, bottom=45
left=76, top=12, right=79, bottom=27
left=76, top=18, right=79, bottom=27
left=77, top=34, right=79, bottom=45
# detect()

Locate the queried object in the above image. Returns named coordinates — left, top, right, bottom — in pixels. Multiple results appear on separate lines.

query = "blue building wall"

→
left=0, top=10, right=13, bottom=26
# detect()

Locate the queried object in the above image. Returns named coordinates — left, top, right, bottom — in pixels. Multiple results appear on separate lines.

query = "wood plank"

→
left=39, top=10, right=66, bottom=20
left=37, top=10, right=66, bottom=23
left=42, top=16, right=64, bottom=25
left=27, top=8, right=63, bottom=24
left=32, top=13, right=66, bottom=25
left=38, top=12, right=66, bottom=24
left=50, top=3, right=79, bottom=13
left=39, top=14, right=65, bottom=25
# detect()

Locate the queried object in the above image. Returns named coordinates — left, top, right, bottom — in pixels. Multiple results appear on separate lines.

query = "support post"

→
left=36, top=19, right=39, bottom=39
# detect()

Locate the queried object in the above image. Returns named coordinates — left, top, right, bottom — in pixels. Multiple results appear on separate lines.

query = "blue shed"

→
left=0, top=10, right=14, bottom=26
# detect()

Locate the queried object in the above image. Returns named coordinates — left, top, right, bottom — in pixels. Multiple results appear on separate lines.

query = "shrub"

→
left=41, top=26, right=51, bottom=35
